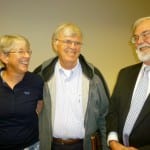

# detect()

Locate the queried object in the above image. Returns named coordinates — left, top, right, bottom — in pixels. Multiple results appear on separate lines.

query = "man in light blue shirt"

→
left=34, top=23, right=109, bottom=150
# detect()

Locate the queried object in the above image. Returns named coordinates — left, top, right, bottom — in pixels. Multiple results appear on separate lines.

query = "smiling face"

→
left=1, top=39, right=31, bottom=75
left=8, top=40, right=31, bottom=74
left=133, top=19, right=150, bottom=65
left=52, top=23, right=83, bottom=70
left=54, top=34, right=82, bottom=69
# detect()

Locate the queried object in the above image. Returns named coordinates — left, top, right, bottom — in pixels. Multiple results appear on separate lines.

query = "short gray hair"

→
left=132, top=16, right=150, bottom=34
left=0, top=34, right=30, bottom=54
left=51, top=23, right=83, bottom=50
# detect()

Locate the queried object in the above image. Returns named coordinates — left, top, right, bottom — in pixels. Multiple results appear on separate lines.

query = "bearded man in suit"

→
left=107, top=16, right=150, bottom=150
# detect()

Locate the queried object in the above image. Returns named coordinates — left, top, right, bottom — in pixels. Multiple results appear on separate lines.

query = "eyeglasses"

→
left=56, top=39, right=82, bottom=47
left=8, top=49, right=32, bottom=56
left=131, top=30, right=150, bottom=44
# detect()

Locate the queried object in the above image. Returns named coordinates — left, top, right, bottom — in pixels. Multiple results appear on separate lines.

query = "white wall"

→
left=1, top=0, right=150, bottom=92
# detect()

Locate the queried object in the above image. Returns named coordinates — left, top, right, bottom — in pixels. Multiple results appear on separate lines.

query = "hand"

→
left=109, top=140, right=125, bottom=150
left=109, top=141, right=138, bottom=150
left=127, top=147, right=138, bottom=150
left=36, top=100, right=43, bottom=115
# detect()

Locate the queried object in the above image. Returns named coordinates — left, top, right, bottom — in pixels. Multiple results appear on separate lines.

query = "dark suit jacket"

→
left=107, top=63, right=150, bottom=150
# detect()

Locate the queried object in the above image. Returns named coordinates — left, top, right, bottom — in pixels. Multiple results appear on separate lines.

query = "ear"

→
left=0, top=52, right=9, bottom=65
left=53, top=40, right=58, bottom=52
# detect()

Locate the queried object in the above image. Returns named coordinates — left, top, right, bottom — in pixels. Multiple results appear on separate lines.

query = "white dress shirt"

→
left=53, top=60, right=85, bottom=139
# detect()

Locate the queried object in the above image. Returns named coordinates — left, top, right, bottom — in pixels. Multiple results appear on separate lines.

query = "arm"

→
left=96, top=75, right=110, bottom=150
left=106, top=69, right=138, bottom=150
left=109, top=140, right=138, bottom=150
left=36, top=100, right=44, bottom=115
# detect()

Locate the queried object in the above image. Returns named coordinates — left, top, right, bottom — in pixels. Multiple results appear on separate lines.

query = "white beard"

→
left=136, top=43, right=150, bottom=62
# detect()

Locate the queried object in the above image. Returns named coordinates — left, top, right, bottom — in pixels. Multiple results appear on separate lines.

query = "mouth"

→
left=65, top=48, right=77, bottom=55
left=20, top=60, right=29, bottom=66
left=139, top=45, right=150, bottom=52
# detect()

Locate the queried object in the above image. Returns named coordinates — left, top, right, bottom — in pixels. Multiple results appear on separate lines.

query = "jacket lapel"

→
left=121, top=63, right=142, bottom=129
left=125, top=63, right=150, bottom=132
left=132, top=93, right=150, bottom=130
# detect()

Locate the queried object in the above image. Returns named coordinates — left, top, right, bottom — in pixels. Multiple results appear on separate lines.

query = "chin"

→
left=19, top=68, right=28, bottom=74
left=138, top=54, right=150, bottom=62
left=136, top=49, right=150, bottom=61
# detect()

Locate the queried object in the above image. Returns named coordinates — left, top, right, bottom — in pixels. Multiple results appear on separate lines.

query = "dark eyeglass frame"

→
left=7, top=49, right=32, bottom=55
left=131, top=30, right=150, bottom=44
left=56, top=39, right=82, bottom=47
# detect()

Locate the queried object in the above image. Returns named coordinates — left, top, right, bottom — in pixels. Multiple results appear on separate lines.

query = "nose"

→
left=24, top=50, right=32, bottom=56
left=25, top=53, right=31, bottom=57
left=69, top=41, right=76, bottom=48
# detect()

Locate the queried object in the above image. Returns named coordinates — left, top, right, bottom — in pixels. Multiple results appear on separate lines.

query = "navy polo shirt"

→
left=0, top=71, right=43, bottom=149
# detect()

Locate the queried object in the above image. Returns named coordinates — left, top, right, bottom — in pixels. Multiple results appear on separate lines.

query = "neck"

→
left=60, top=60, right=78, bottom=70
left=2, top=70, right=24, bottom=89
left=144, top=62, right=150, bottom=66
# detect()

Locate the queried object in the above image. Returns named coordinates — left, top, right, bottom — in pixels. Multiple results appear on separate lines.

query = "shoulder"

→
left=24, top=71, right=44, bottom=85
left=93, top=66, right=110, bottom=97
left=79, top=55, right=110, bottom=96
left=33, top=57, right=58, bottom=74
left=79, top=54, right=104, bottom=79
left=86, top=62, right=110, bottom=97
left=119, top=63, right=142, bottom=75
left=33, top=57, right=58, bottom=81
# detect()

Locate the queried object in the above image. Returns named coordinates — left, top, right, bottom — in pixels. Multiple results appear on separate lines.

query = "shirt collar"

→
left=57, top=59, right=80, bottom=78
